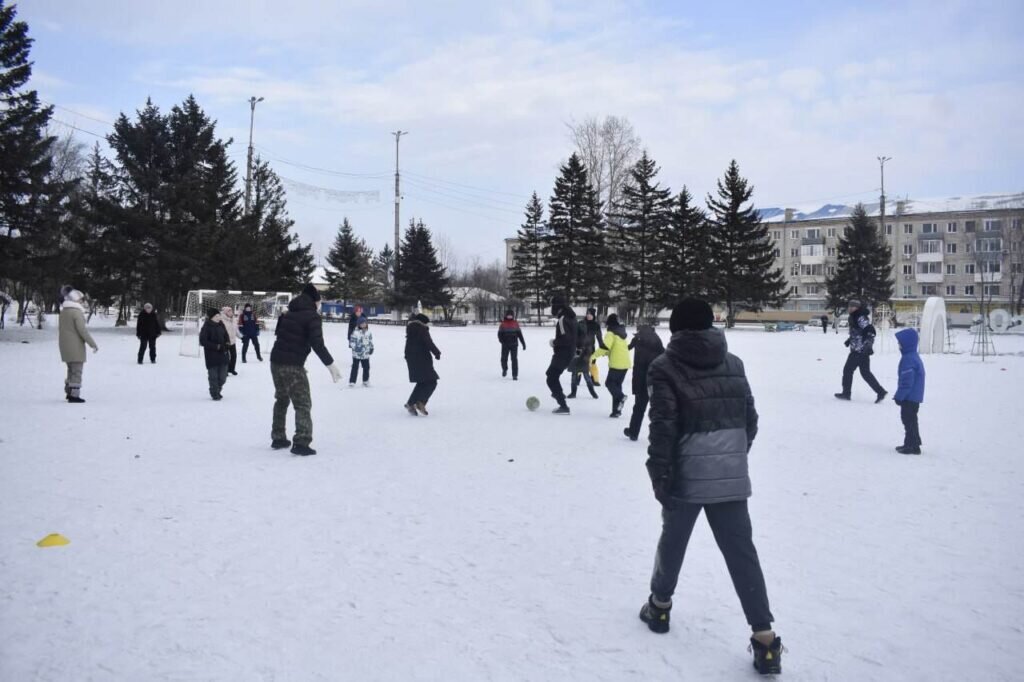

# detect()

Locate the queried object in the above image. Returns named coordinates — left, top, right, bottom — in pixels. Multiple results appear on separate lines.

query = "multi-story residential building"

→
left=763, top=193, right=1024, bottom=319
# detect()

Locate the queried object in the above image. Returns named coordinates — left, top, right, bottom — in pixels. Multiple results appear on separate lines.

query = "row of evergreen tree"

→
left=0, top=4, right=313, bottom=324
left=510, top=152, right=788, bottom=325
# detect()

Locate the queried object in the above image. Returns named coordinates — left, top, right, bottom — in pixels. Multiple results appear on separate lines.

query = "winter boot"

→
left=212, top=395, right=223, bottom=401
left=639, top=596, right=671, bottom=634
left=138, top=359, right=143, bottom=365
left=567, top=391, right=577, bottom=399
left=749, top=633, right=784, bottom=675
left=67, top=396, right=86, bottom=404
left=624, top=427, right=638, bottom=442
left=363, top=381, right=370, bottom=388
left=502, top=369, right=507, bottom=377
left=271, top=438, right=291, bottom=450
left=875, top=390, right=888, bottom=404
left=834, top=392, right=851, bottom=401
left=415, top=402, right=429, bottom=416
left=404, top=403, right=418, bottom=416
left=896, top=445, right=921, bottom=455
left=291, top=443, right=317, bottom=456
left=349, top=383, right=356, bottom=388
left=552, top=404, right=571, bottom=415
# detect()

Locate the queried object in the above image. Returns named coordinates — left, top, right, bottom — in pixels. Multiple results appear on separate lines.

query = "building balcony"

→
left=973, top=250, right=1003, bottom=261
left=800, top=274, right=826, bottom=284
left=801, top=237, right=825, bottom=246
left=918, top=233, right=943, bottom=242
left=914, top=273, right=943, bottom=283
left=916, top=252, right=943, bottom=263
left=800, top=254, right=825, bottom=265
left=974, top=273, right=1003, bottom=283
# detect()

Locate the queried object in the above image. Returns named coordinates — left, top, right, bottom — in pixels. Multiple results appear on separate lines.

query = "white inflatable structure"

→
left=919, top=296, right=947, bottom=354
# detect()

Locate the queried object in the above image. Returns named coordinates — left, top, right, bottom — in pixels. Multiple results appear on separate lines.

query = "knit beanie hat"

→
left=550, top=295, right=567, bottom=316
left=65, top=289, right=84, bottom=303
left=414, top=313, right=430, bottom=324
left=848, top=299, right=861, bottom=309
left=505, top=309, right=515, bottom=319
left=606, top=313, right=620, bottom=328
left=669, top=299, right=714, bottom=332
left=207, top=308, right=220, bottom=319
left=302, top=283, right=321, bottom=302
left=357, top=316, right=368, bottom=327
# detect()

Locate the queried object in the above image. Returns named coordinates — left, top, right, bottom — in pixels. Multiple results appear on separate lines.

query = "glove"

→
left=844, top=338, right=851, bottom=347
left=369, top=349, right=374, bottom=355
left=521, top=345, right=526, bottom=351
left=92, top=346, right=99, bottom=354
left=433, top=351, right=442, bottom=360
left=327, top=364, right=342, bottom=383
left=652, top=477, right=672, bottom=507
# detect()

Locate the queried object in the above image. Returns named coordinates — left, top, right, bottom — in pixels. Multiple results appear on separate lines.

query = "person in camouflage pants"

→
left=271, top=364, right=314, bottom=447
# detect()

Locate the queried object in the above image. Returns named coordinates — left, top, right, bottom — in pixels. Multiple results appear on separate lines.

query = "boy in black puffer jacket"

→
left=198, top=308, right=230, bottom=400
left=624, top=323, right=664, bottom=441
left=638, top=299, right=783, bottom=675
left=136, top=302, right=161, bottom=364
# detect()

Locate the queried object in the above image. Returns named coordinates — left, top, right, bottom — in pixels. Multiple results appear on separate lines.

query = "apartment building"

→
left=765, top=193, right=1024, bottom=317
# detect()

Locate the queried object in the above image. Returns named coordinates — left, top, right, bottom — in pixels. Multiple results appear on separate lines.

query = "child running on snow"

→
left=348, top=316, right=374, bottom=387
left=893, top=328, right=926, bottom=455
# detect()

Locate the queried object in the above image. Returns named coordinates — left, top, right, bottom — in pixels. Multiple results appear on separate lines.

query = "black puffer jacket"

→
left=847, top=308, right=876, bottom=355
left=405, top=319, right=441, bottom=383
left=629, top=325, right=665, bottom=395
left=198, top=320, right=229, bottom=369
left=646, top=328, right=759, bottom=504
left=551, top=308, right=578, bottom=360
left=136, top=310, right=162, bottom=340
left=269, top=293, right=334, bottom=367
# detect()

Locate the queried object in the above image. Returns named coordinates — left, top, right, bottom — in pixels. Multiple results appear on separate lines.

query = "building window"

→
left=885, top=223, right=893, bottom=235
left=903, top=285, right=912, bottom=297
left=945, top=285, right=956, bottom=296
left=921, top=285, right=937, bottom=296
left=827, top=266, right=836, bottom=276
left=801, top=244, right=824, bottom=258
left=917, top=262, right=941, bottom=274
left=965, top=220, right=976, bottom=232
left=946, top=243, right=957, bottom=254
left=827, top=247, right=836, bottom=257
left=946, top=264, right=956, bottom=275
left=772, top=248, right=780, bottom=258
left=805, top=285, right=820, bottom=295
left=772, top=230, right=781, bottom=241
left=902, top=264, right=913, bottom=275
left=903, top=244, right=914, bottom=256
left=946, top=222, right=957, bottom=233
left=790, top=264, right=799, bottom=276
left=806, top=228, right=821, bottom=239
left=903, top=224, right=914, bottom=234
left=983, top=285, right=1000, bottom=296
left=965, top=263, right=976, bottom=274
left=789, top=286, right=798, bottom=295
left=1012, top=263, right=1023, bottom=274
left=964, top=285, right=975, bottom=296
left=979, top=260, right=1001, bottom=275
left=976, top=238, right=1003, bottom=253
left=1013, top=218, right=1022, bottom=229
left=800, top=264, right=824, bottom=276
left=790, top=229, right=800, bottom=239
left=827, top=228, right=836, bottom=238
left=984, top=219, right=1002, bottom=231
left=920, top=240, right=942, bottom=254
left=922, top=223, right=937, bottom=234
left=790, top=248, right=799, bottom=259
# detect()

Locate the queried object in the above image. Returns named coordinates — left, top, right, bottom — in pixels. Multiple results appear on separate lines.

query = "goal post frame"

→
left=180, top=289, right=294, bottom=357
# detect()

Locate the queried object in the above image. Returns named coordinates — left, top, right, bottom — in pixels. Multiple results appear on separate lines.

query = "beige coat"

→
left=58, top=302, right=98, bottom=363
left=221, top=307, right=238, bottom=345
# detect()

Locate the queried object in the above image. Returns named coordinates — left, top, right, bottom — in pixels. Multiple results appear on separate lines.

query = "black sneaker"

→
left=624, top=428, right=638, bottom=442
left=639, top=597, right=671, bottom=633
left=502, top=370, right=507, bottom=377
left=750, top=635, right=784, bottom=675
left=67, top=396, right=86, bottom=404
left=834, top=393, right=851, bottom=401
left=513, top=376, right=518, bottom=381
left=896, top=445, right=921, bottom=455
left=212, top=395, right=223, bottom=401
left=291, top=444, right=317, bottom=456
left=552, top=405, right=571, bottom=415
left=567, top=392, right=577, bottom=399
left=404, top=403, right=418, bottom=416
left=230, top=371, right=239, bottom=376
left=271, top=438, right=291, bottom=450
left=137, top=359, right=143, bottom=365
left=875, top=390, right=888, bottom=404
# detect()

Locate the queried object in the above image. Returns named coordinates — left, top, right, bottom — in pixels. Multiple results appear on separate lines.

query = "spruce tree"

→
left=544, top=153, right=608, bottom=304
left=825, top=203, right=894, bottom=310
left=656, top=186, right=712, bottom=309
left=396, top=218, right=451, bottom=310
left=509, top=192, right=548, bottom=324
left=705, top=160, right=788, bottom=326
left=0, top=1, right=57, bottom=320
left=324, top=218, right=374, bottom=302
left=372, top=243, right=394, bottom=300
left=608, top=152, right=673, bottom=321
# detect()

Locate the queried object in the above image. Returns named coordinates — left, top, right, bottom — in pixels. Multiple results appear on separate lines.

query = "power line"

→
left=254, top=144, right=390, bottom=179
left=403, top=191, right=513, bottom=225
left=403, top=169, right=531, bottom=199
left=401, top=176, right=524, bottom=214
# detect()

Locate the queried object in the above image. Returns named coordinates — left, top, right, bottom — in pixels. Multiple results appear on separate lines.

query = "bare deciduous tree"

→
left=566, top=115, right=641, bottom=214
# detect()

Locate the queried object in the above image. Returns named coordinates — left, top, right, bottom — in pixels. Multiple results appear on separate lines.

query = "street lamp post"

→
left=245, top=96, right=264, bottom=215
left=392, top=130, right=407, bottom=292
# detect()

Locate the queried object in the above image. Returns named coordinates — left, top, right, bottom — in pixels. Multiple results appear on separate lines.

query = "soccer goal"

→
left=179, top=290, right=293, bottom=357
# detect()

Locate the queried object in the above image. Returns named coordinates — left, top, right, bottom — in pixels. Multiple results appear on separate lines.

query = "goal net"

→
left=180, top=290, right=293, bottom=357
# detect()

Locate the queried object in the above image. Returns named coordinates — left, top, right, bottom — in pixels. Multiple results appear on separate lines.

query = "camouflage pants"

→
left=271, top=363, right=313, bottom=446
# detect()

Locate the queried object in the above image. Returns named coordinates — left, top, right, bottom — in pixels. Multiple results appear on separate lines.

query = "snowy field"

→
left=1, top=316, right=1023, bottom=681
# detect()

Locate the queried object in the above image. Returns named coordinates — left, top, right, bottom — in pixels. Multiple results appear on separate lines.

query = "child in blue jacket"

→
left=893, top=328, right=926, bottom=454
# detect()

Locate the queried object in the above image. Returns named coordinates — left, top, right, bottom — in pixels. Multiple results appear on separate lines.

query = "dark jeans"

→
left=822, top=324, right=828, bottom=334
left=408, top=380, right=437, bottom=406
left=651, top=500, right=774, bottom=632
left=227, top=344, right=237, bottom=373
left=570, top=355, right=598, bottom=397
left=628, top=388, right=650, bottom=438
left=500, top=346, right=519, bottom=378
left=546, top=353, right=572, bottom=406
left=137, top=337, right=156, bottom=363
left=606, top=368, right=627, bottom=412
left=241, top=336, right=262, bottom=361
left=841, top=351, right=885, bottom=396
left=901, top=401, right=922, bottom=447
left=350, top=358, right=370, bottom=383
left=207, top=364, right=227, bottom=398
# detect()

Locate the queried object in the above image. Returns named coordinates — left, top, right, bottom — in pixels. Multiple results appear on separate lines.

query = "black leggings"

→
left=901, top=401, right=921, bottom=447
left=241, top=336, right=261, bottom=361
left=350, top=358, right=370, bottom=383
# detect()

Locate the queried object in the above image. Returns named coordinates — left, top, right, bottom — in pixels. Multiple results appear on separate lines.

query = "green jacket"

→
left=593, top=326, right=632, bottom=370
left=58, top=302, right=98, bottom=363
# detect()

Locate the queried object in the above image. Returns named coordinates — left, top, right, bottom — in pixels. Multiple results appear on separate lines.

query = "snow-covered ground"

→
left=1, top=316, right=1022, bottom=681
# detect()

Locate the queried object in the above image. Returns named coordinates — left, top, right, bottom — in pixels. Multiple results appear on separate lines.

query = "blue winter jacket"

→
left=894, top=328, right=926, bottom=404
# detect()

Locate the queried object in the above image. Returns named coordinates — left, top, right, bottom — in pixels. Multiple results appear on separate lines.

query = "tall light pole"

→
left=245, top=96, right=264, bottom=215
left=392, top=130, right=407, bottom=291
left=877, top=155, right=891, bottom=230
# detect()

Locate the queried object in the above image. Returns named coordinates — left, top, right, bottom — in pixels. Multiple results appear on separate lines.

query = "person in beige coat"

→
left=220, top=306, right=239, bottom=376
left=58, top=288, right=98, bottom=403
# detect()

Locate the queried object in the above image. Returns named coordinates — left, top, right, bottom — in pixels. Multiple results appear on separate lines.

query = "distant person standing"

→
left=546, top=295, right=577, bottom=415
left=58, top=287, right=98, bottom=403
left=220, top=306, right=239, bottom=376
left=348, top=316, right=374, bottom=387
left=834, top=299, right=887, bottom=403
left=820, top=314, right=829, bottom=335
left=624, top=323, right=664, bottom=441
left=404, top=313, right=442, bottom=416
left=269, top=284, right=342, bottom=455
left=238, top=303, right=263, bottom=362
left=198, top=308, right=230, bottom=401
left=136, top=302, right=161, bottom=364
left=497, top=309, right=526, bottom=380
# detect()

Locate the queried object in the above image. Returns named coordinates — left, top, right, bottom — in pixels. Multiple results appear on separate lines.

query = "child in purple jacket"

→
left=893, top=328, right=926, bottom=455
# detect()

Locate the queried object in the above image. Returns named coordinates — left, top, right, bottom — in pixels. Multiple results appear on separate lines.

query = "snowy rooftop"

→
left=759, top=191, right=1024, bottom=223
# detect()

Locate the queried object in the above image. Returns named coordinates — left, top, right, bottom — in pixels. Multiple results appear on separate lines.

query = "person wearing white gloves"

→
left=58, top=287, right=98, bottom=403
left=268, top=284, right=341, bottom=456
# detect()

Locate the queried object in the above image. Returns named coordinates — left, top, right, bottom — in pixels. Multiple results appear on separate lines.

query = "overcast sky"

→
left=19, top=0, right=1024, bottom=268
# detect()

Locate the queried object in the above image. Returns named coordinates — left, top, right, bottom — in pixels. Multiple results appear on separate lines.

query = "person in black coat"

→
left=835, top=299, right=887, bottom=402
left=820, top=314, right=829, bottom=334
left=198, top=308, right=230, bottom=400
left=638, top=299, right=782, bottom=674
left=404, top=313, right=442, bottom=415
left=568, top=308, right=601, bottom=399
left=496, top=309, right=526, bottom=380
left=546, top=295, right=577, bottom=414
left=136, top=302, right=161, bottom=364
left=624, top=323, right=665, bottom=441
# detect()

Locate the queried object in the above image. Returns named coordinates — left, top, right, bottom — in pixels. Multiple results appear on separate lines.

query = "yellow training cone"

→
left=37, top=533, right=70, bottom=547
